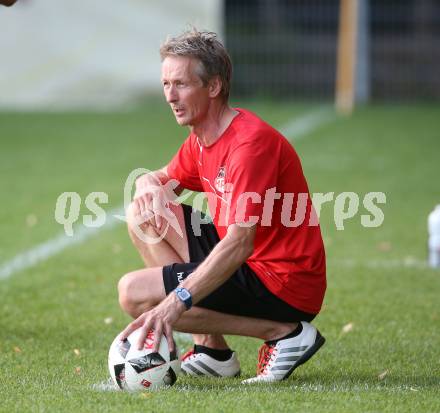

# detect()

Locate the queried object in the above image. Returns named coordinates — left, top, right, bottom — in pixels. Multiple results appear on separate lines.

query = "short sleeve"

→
left=167, top=136, right=203, bottom=192
left=227, top=140, right=279, bottom=226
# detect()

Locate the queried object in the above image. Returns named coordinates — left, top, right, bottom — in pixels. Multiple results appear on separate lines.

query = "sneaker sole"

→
left=283, top=330, right=326, bottom=380
left=181, top=367, right=241, bottom=378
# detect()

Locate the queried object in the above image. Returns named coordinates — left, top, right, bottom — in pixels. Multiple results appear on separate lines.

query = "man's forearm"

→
left=149, top=166, right=170, bottom=185
left=152, top=166, right=185, bottom=196
left=179, top=227, right=254, bottom=304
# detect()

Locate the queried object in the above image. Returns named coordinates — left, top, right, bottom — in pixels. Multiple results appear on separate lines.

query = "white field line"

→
left=92, top=380, right=425, bottom=393
left=0, top=206, right=123, bottom=280
left=280, top=106, right=335, bottom=141
left=0, top=107, right=335, bottom=281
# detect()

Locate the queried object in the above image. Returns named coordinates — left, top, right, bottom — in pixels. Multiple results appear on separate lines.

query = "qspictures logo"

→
left=54, top=168, right=386, bottom=243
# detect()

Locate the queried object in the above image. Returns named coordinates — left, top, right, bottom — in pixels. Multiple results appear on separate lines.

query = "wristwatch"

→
left=174, top=287, right=192, bottom=310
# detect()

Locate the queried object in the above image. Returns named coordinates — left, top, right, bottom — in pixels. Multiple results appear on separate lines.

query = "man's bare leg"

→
left=125, top=202, right=235, bottom=349
left=118, top=266, right=297, bottom=342
left=126, top=202, right=189, bottom=267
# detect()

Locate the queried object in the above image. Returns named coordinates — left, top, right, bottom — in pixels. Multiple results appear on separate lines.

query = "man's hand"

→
left=133, top=172, right=179, bottom=232
left=119, top=293, right=186, bottom=353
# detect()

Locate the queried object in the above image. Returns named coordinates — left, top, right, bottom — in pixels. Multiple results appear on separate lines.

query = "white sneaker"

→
left=242, top=322, right=325, bottom=384
left=181, top=348, right=241, bottom=377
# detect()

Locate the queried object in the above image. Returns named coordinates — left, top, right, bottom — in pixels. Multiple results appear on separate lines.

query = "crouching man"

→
left=118, top=29, right=326, bottom=383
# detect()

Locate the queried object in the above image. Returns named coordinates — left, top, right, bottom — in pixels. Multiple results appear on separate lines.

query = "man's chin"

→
left=175, top=116, right=190, bottom=126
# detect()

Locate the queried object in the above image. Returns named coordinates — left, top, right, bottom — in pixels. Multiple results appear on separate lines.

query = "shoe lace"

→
left=257, top=343, right=275, bottom=375
left=181, top=349, right=194, bottom=361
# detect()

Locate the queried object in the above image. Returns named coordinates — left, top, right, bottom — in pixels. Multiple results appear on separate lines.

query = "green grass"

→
left=1, top=101, right=440, bottom=412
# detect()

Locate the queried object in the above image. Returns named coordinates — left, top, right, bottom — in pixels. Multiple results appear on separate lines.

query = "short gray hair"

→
left=160, top=29, right=232, bottom=102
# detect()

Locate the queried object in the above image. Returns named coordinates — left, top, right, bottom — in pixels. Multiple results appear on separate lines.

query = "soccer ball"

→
left=108, top=328, right=180, bottom=391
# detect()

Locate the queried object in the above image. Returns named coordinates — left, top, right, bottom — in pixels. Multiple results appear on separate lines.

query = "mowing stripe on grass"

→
left=330, top=257, right=428, bottom=270
left=0, top=106, right=336, bottom=281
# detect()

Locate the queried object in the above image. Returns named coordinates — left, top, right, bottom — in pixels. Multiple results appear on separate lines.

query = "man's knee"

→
left=118, top=271, right=155, bottom=317
left=126, top=202, right=148, bottom=233
left=118, top=273, right=136, bottom=316
left=126, top=202, right=165, bottom=239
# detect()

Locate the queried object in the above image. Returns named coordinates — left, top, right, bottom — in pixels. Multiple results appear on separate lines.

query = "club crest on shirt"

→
left=214, top=166, right=226, bottom=193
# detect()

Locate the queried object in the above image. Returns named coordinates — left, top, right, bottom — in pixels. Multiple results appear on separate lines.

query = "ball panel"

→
left=114, top=363, right=127, bottom=390
left=163, top=367, right=177, bottom=386
left=117, top=339, right=131, bottom=358
left=128, top=353, right=166, bottom=374
left=169, top=350, right=182, bottom=375
left=124, top=361, right=168, bottom=391
left=108, top=335, right=127, bottom=365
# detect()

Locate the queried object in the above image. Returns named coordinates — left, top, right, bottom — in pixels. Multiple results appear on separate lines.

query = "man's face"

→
left=161, top=56, right=211, bottom=127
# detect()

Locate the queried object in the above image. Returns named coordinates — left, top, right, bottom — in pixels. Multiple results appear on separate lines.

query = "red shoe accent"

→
left=181, top=349, right=194, bottom=361
left=257, top=343, right=275, bottom=375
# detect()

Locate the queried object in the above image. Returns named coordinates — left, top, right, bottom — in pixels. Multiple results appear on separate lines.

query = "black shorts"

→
left=163, top=204, right=316, bottom=323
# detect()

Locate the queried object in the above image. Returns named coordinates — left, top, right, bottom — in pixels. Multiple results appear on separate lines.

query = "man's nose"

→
left=166, top=85, right=178, bottom=103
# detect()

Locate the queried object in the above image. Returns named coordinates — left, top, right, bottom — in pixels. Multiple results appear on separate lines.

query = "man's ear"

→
left=208, top=76, right=222, bottom=99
